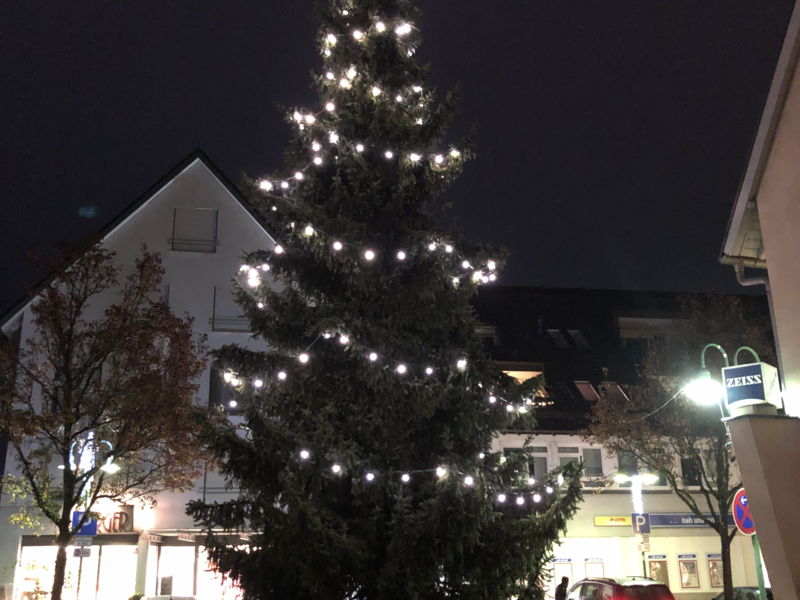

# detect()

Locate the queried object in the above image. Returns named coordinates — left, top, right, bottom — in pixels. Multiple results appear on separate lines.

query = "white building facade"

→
left=0, top=151, right=276, bottom=600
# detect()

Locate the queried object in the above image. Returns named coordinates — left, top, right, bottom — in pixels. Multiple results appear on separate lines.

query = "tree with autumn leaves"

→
left=1, top=244, right=211, bottom=600
left=588, top=294, right=775, bottom=600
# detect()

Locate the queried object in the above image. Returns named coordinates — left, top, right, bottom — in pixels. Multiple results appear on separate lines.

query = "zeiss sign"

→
left=721, top=362, right=780, bottom=410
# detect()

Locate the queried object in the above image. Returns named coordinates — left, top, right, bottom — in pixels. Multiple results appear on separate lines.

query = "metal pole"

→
left=641, top=551, right=647, bottom=577
left=752, top=535, right=768, bottom=600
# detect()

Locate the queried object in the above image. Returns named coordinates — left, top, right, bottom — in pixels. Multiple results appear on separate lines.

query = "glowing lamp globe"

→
left=685, top=369, right=723, bottom=405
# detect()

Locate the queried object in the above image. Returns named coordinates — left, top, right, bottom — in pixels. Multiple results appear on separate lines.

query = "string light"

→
left=274, top=245, right=284, bottom=254
left=304, top=225, right=314, bottom=235
left=456, top=359, right=467, bottom=370
left=557, top=474, right=565, bottom=486
left=372, top=86, right=382, bottom=97
left=325, top=71, right=335, bottom=80
left=384, top=150, right=394, bottom=159
left=333, top=241, right=343, bottom=251
left=257, top=302, right=264, bottom=309
left=314, top=156, right=323, bottom=165
left=229, top=400, right=237, bottom=408
left=368, top=352, right=378, bottom=362
left=352, top=30, right=363, bottom=40
left=445, top=245, right=453, bottom=253
left=295, top=172, right=304, bottom=180
left=434, top=155, right=444, bottom=165
left=280, top=181, right=289, bottom=189
left=293, top=111, right=302, bottom=122
left=436, top=467, right=447, bottom=477
left=488, top=261, right=496, bottom=271
left=347, top=67, right=357, bottom=78
left=224, top=372, right=233, bottom=382
left=230, top=377, right=240, bottom=386
left=410, top=153, right=421, bottom=161
left=428, top=242, right=436, bottom=251
left=277, top=371, right=287, bottom=381
left=425, top=367, right=434, bottom=375
left=396, top=94, right=403, bottom=102
left=546, top=486, right=554, bottom=494
left=332, top=464, right=342, bottom=474
left=356, top=144, right=364, bottom=152
left=488, top=396, right=497, bottom=404
left=254, top=379, right=264, bottom=388
left=506, top=405, right=514, bottom=413
left=340, top=78, right=351, bottom=89
left=300, top=450, right=310, bottom=460
left=312, top=141, right=321, bottom=151
left=527, top=477, right=536, bottom=486
left=396, top=364, right=407, bottom=374
left=364, top=250, right=375, bottom=261
left=299, top=353, right=309, bottom=364
left=339, top=335, right=349, bottom=345
left=413, top=85, right=422, bottom=92
left=516, top=497, right=525, bottom=506
left=498, top=493, right=507, bottom=503
left=329, top=132, right=339, bottom=143
left=325, top=102, right=335, bottom=112
left=304, top=115, right=315, bottom=124
left=397, top=250, right=406, bottom=260
left=248, top=275, right=260, bottom=287
left=479, top=453, right=485, bottom=459
left=401, top=473, right=411, bottom=483
left=375, top=21, right=386, bottom=32
left=326, top=33, right=337, bottom=45
left=259, top=180, right=273, bottom=191
left=462, top=260, right=470, bottom=269
left=261, top=264, right=270, bottom=271
left=396, top=23, right=412, bottom=36
left=450, top=149, right=460, bottom=157
left=366, top=472, right=375, bottom=481
left=533, top=493, right=542, bottom=503
left=464, top=476, right=474, bottom=486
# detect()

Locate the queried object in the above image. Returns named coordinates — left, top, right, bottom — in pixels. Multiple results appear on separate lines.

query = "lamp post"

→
left=613, top=472, right=660, bottom=578
left=684, top=343, right=768, bottom=600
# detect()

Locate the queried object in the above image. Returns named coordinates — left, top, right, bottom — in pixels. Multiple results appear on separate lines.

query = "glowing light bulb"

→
left=304, top=114, right=315, bottom=124
left=533, top=493, right=542, bottom=503
left=546, top=486, right=554, bottom=494
left=452, top=277, right=459, bottom=286
left=384, top=150, right=393, bottom=159
left=274, top=245, right=284, bottom=254
left=300, top=450, right=310, bottom=460
left=487, top=260, right=496, bottom=270
left=472, top=271, right=482, bottom=281
left=488, top=395, right=497, bottom=404
left=416, top=118, right=423, bottom=125
left=248, top=276, right=260, bottom=288
left=293, top=111, right=302, bottom=122
left=428, top=242, right=436, bottom=251
left=396, top=23, right=412, bottom=36
left=413, top=85, right=422, bottom=92
left=410, top=153, right=420, bottom=161
left=516, top=496, right=525, bottom=506
left=223, top=372, right=233, bottom=382
left=450, top=149, right=460, bottom=157
left=271, top=205, right=277, bottom=211
left=434, top=154, right=444, bottom=164
left=401, top=473, right=410, bottom=483
left=261, top=264, right=270, bottom=271
left=436, top=467, right=446, bottom=477
left=518, top=406, right=527, bottom=414
left=323, top=333, right=332, bottom=339
left=276, top=371, right=287, bottom=381
left=557, top=474, right=565, bottom=486
left=356, top=144, right=364, bottom=152
left=368, top=352, right=378, bottom=362
left=324, top=49, right=331, bottom=56
left=333, top=241, right=343, bottom=251
left=352, top=29, right=363, bottom=40
left=332, top=464, right=342, bottom=474
left=230, top=377, right=240, bottom=386
left=304, top=225, right=314, bottom=235
left=489, top=274, right=497, bottom=282
left=479, top=452, right=485, bottom=459
left=528, top=477, right=536, bottom=485
left=239, top=264, right=249, bottom=272
left=372, top=86, right=381, bottom=97
left=364, top=250, right=375, bottom=261
left=506, top=405, right=515, bottom=413
left=464, top=476, right=474, bottom=486
left=366, top=472, right=375, bottom=481
left=462, top=260, right=470, bottom=269
left=329, top=132, right=339, bottom=143
left=298, top=353, right=309, bottom=364
left=445, top=245, right=453, bottom=253
left=294, top=172, right=304, bottom=180
left=325, top=102, right=335, bottom=112
left=326, top=33, right=337, bottom=45
left=498, top=493, right=507, bottom=503
left=254, top=379, right=263, bottom=388
left=376, top=21, right=386, bottom=32
left=312, top=141, right=321, bottom=151
left=257, top=302, right=264, bottom=309
left=325, top=71, right=335, bottom=80
left=280, top=181, right=289, bottom=189
left=347, top=67, right=357, bottom=78
left=339, top=335, right=349, bottom=345
left=342, top=9, right=348, bottom=15
left=425, top=367, right=434, bottom=375
left=314, top=156, right=323, bottom=165
left=340, top=78, right=351, bottom=89
left=396, top=364, right=407, bottom=374
left=396, top=94, right=403, bottom=102
left=229, top=400, right=237, bottom=408
left=456, top=359, right=467, bottom=370
left=259, top=180, right=273, bottom=191
left=397, top=250, right=406, bottom=260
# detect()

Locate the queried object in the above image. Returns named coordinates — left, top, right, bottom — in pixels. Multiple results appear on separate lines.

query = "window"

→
left=531, top=456, right=548, bottom=477
left=560, top=456, right=579, bottom=467
left=574, top=381, right=600, bottom=401
left=581, top=583, right=612, bottom=600
left=617, top=451, right=638, bottom=487
left=583, top=448, right=603, bottom=477
left=209, top=369, right=239, bottom=413
left=681, top=457, right=701, bottom=486
left=171, top=208, right=219, bottom=252
left=211, top=286, right=251, bottom=332
left=567, top=329, right=591, bottom=349
left=547, top=329, right=570, bottom=349
left=558, top=447, right=579, bottom=454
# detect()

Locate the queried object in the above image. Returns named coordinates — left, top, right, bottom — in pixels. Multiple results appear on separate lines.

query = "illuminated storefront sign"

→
left=594, top=515, right=632, bottom=527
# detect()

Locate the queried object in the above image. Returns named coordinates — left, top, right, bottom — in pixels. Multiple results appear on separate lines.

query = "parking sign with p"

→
left=632, top=513, right=651, bottom=534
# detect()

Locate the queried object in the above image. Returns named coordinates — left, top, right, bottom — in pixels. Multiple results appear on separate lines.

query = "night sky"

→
left=1, top=0, right=794, bottom=315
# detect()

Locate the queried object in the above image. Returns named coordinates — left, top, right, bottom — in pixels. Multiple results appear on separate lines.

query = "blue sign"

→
left=648, top=555, right=667, bottom=560
left=707, top=553, right=722, bottom=559
left=553, top=558, right=572, bottom=563
left=649, top=513, right=735, bottom=528
left=72, top=512, right=97, bottom=536
left=678, top=554, right=697, bottom=559
left=722, top=362, right=780, bottom=410
left=632, top=513, right=651, bottom=534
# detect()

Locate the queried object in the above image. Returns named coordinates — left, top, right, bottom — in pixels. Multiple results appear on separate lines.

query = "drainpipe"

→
left=723, top=257, right=786, bottom=408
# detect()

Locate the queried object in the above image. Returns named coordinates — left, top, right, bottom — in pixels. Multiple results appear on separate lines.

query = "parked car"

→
left=566, top=577, right=675, bottom=600
left=712, top=588, right=773, bottom=600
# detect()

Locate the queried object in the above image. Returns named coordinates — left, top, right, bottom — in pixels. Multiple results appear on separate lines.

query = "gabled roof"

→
left=722, top=0, right=800, bottom=264
left=1, top=149, right=275, bottom=335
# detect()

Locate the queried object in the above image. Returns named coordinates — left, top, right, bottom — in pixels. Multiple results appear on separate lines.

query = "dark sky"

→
left=1, top=0, right=794, bottom=315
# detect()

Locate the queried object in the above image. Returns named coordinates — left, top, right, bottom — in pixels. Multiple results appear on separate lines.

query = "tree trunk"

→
left=51, top=529, right=71, bottom=600
left=721, top=533, right=734, bottom=600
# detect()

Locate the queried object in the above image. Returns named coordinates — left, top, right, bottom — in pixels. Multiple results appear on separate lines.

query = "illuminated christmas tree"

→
left=188, top=1, right=582, bottom=598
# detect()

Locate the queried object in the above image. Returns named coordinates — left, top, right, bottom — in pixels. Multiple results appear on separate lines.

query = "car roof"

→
left=577, top=577, right=668, bottom=587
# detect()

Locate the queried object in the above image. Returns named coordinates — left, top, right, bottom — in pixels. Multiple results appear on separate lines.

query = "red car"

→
left=566, top=577, right=676, bottom=600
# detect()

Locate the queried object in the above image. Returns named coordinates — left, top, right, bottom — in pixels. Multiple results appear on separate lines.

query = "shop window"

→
left=171, top=208, right=219, bottom=252
left=681, top=457, right=701, bottom=486
left=583, top=448, right=603, bottom=477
